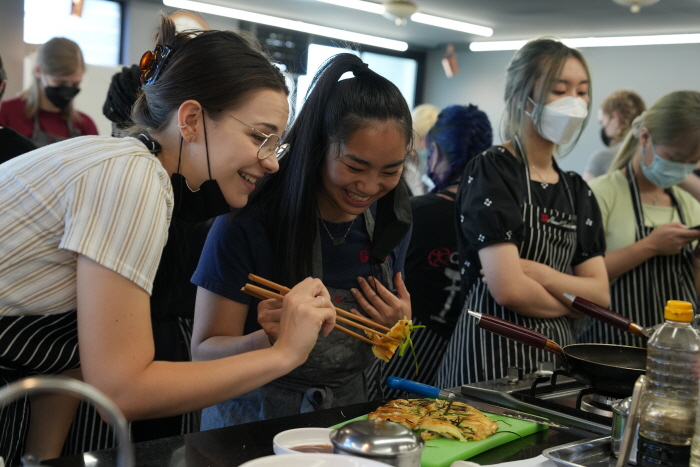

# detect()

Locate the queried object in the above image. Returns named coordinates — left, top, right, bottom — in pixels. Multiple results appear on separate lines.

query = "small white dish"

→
left=241, top=453, right=388, bottom=467
left=272, top=427, right=334, bottom=455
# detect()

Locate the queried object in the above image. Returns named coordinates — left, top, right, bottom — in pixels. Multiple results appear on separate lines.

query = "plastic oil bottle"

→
left=638, top=300, right=700, bottom=467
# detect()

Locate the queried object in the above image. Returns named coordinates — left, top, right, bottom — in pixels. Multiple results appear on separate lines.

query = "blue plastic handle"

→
left=386, top=377, right=442, bottom=398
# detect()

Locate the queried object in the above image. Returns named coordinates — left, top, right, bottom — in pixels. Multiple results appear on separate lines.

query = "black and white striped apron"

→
left=0, top=314, right=198, bottom=465
left=436, top=161, right=578, bottom=388
left=0, top=310, right=80, bottom=467
left=578, top=163, right=697, bottom=347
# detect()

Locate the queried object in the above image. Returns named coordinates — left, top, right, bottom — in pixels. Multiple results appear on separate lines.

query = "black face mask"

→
left=171, top=174, right=230, bottom=223
left=136, top=130, right=231, bottom=223
left=369, top=178, right=413, bottom=265
left=600, top=126, right=613, bottom=147
left=44, top=85, right=80, bottom=109
left=171, top=118, right=231, bottom=223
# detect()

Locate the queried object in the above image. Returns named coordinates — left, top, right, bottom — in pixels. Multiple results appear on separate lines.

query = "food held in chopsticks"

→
left=368, top=399, right=499, bottom=442
left=366, top=318, right=411, bottom=362
left=241, top=274, right=395, bottom=350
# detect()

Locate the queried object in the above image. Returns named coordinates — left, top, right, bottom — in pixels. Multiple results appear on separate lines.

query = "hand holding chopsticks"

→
left=243, top=274, right=391, bottom=348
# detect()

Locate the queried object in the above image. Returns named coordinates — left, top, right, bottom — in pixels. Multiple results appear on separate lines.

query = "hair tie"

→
left=139, top=44, right=173, bottom=85
left=353, top=62, right=370, bottom=77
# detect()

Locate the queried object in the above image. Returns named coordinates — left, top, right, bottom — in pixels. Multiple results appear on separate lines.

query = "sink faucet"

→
left=0, top=376, right=134, bottom=467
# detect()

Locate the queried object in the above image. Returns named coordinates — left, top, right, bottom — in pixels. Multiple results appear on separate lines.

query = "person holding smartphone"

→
left=578, top=90, right=700, bottom=347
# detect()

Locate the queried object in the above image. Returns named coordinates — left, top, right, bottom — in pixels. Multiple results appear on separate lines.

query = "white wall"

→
left=422, top=43, right=700, bottom=175
left=0, top=0, right=239, bottom=136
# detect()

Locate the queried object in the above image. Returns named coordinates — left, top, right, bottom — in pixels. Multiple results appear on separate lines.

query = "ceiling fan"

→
left=612, top=0, right=660, bottom=13
left=382, top=0, right=418, bottom=26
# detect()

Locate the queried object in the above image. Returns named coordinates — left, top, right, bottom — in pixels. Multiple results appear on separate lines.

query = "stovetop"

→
left=458, top=368, right=621, bottom=436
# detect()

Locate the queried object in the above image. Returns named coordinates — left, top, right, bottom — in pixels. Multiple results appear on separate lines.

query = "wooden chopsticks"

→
left=242, top=273, right=391, bottom=347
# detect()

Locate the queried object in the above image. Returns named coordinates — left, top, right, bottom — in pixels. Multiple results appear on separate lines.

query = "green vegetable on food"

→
left=398, top=324, right=425, bottom=375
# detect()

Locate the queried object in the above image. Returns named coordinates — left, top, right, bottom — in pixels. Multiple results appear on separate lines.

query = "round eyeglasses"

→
left=225, top=113, right=290, bottom=160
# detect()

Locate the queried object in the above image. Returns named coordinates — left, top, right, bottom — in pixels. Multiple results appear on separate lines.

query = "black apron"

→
left=201, top=210, right=392, bottom=429
left=0, top=310, right=81, bottom=466
left=578, top=163, right=697, bottom=347
left=31, top=114, right=81, bottom=148
left=436, top=160, right=578, bottom=387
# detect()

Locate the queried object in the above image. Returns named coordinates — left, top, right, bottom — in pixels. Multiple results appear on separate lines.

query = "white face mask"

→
left=529, top=96, right=588, bottom=145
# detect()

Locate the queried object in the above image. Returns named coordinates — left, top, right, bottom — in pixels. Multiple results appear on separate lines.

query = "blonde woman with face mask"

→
left=578, top=91, right=700, bottom=347
left=436, top=37, right=610, bottom=387
left=0, top=37, right=98, bottom=146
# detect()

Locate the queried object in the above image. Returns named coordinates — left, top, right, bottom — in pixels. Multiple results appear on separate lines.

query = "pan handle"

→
left=563, top=293, right=647, bottom=338
left=468, top=311, right=564, bottom=355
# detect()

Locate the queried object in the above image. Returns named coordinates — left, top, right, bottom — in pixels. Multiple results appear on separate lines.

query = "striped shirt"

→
left=0, top=136, right=173, bottom=316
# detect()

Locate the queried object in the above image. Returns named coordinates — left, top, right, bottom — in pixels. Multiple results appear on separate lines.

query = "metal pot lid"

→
left=331, top=420, right=424, bottom=456
left=611, top=396, right=633, bottom=416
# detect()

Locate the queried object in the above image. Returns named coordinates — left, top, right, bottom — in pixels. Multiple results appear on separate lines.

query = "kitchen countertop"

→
left=45, top=399, right=600, bottom=467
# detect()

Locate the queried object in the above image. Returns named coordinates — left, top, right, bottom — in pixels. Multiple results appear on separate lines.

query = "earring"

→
left=177, top=123, right=187, bottom=129
left=186, top=132, right=194, bottom=143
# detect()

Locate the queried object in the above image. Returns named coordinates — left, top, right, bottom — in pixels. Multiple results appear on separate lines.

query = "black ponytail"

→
left=244, top=53, right=413, bottom=286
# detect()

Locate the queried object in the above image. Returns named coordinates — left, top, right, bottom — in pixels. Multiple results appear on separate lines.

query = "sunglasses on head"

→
left=139, top=45, right=172, bottom=85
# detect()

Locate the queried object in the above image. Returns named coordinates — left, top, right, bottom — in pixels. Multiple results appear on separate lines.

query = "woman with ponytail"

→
left=0, top=15, right=335, bottom=464
left=578, top=90, right=700, bottom=347
left=192, top=53, right=414, bottom=427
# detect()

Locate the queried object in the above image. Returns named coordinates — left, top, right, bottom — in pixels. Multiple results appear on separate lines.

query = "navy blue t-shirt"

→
left=192, top=205, right=411, bottom=333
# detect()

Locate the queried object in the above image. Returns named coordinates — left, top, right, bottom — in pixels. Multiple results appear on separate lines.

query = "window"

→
left=294, top=43, right=417, bottom=113
left=24, top=0, right=121, bottom=67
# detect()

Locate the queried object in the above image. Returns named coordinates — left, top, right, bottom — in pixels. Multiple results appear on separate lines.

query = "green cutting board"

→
left=330, top=412, right=547, bottom=467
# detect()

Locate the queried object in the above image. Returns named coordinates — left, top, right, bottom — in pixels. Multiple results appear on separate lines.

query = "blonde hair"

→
left=412, top=103, right=439, bottom=145
left=21, top=37, right=85, bottom=122
left=600, top=89, right=645, bottom=146
left=502, top=37, right=592, bottom=160
left=609, top=90, right=700, bottom=172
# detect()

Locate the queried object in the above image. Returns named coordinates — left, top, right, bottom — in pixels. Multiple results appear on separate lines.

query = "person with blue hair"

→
left=376, top=104, right=493, bottom=396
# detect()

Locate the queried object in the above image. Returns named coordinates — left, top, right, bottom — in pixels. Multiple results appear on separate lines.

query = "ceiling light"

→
left=470, top=33, right=700, bottom=51
left=382, top=1, right=418, bottom=26
left=163, top=0, right=409, bottom=51
left=412, top=13, right=492, bottom=36
left=612, top=0, right=660, bottom=14
left=316, top=0, right=384, bottom=14
left=317, top=0, right=493, bottom=37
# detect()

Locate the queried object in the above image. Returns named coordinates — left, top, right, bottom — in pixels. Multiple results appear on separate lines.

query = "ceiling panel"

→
left=176, top=0, right=700, bottom=49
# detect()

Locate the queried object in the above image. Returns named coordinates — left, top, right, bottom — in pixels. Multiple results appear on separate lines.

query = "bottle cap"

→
left=664, top=300, right=694, bottom=322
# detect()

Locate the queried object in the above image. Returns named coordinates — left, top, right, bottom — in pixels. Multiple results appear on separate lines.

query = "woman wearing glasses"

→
left=0, top=16, right=335, bottom=465
left=191, top=53, right=413, bottom=428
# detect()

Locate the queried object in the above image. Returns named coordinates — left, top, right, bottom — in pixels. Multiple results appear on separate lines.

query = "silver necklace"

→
left=530, top=163, right=553, bottom=189
left=320, top=218, right=355, bottom=245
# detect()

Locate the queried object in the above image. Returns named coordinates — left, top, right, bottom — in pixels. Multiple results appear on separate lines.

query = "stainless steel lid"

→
left=330, top=420, right=424, bottom=456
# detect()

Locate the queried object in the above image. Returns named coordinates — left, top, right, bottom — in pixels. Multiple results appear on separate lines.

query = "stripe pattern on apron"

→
left=436, top=161, right=579, bottom=388
left=0, top=311, right=80, bottom=467
left=578, top=164, right=697, bottom=347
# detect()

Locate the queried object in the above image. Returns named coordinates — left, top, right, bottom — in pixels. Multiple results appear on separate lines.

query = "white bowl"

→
left=272, top=427, right=334, bottom=455
left=241, top=453, right=388, bottom=467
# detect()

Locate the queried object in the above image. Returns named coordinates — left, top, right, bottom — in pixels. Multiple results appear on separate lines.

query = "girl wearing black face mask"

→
left=0, top=37, right=98, bottom=147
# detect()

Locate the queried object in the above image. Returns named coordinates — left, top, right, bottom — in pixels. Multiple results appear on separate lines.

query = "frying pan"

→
left=563, top=292, right=650, bottom=338
left=468, top=310, right=646, bottom=396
